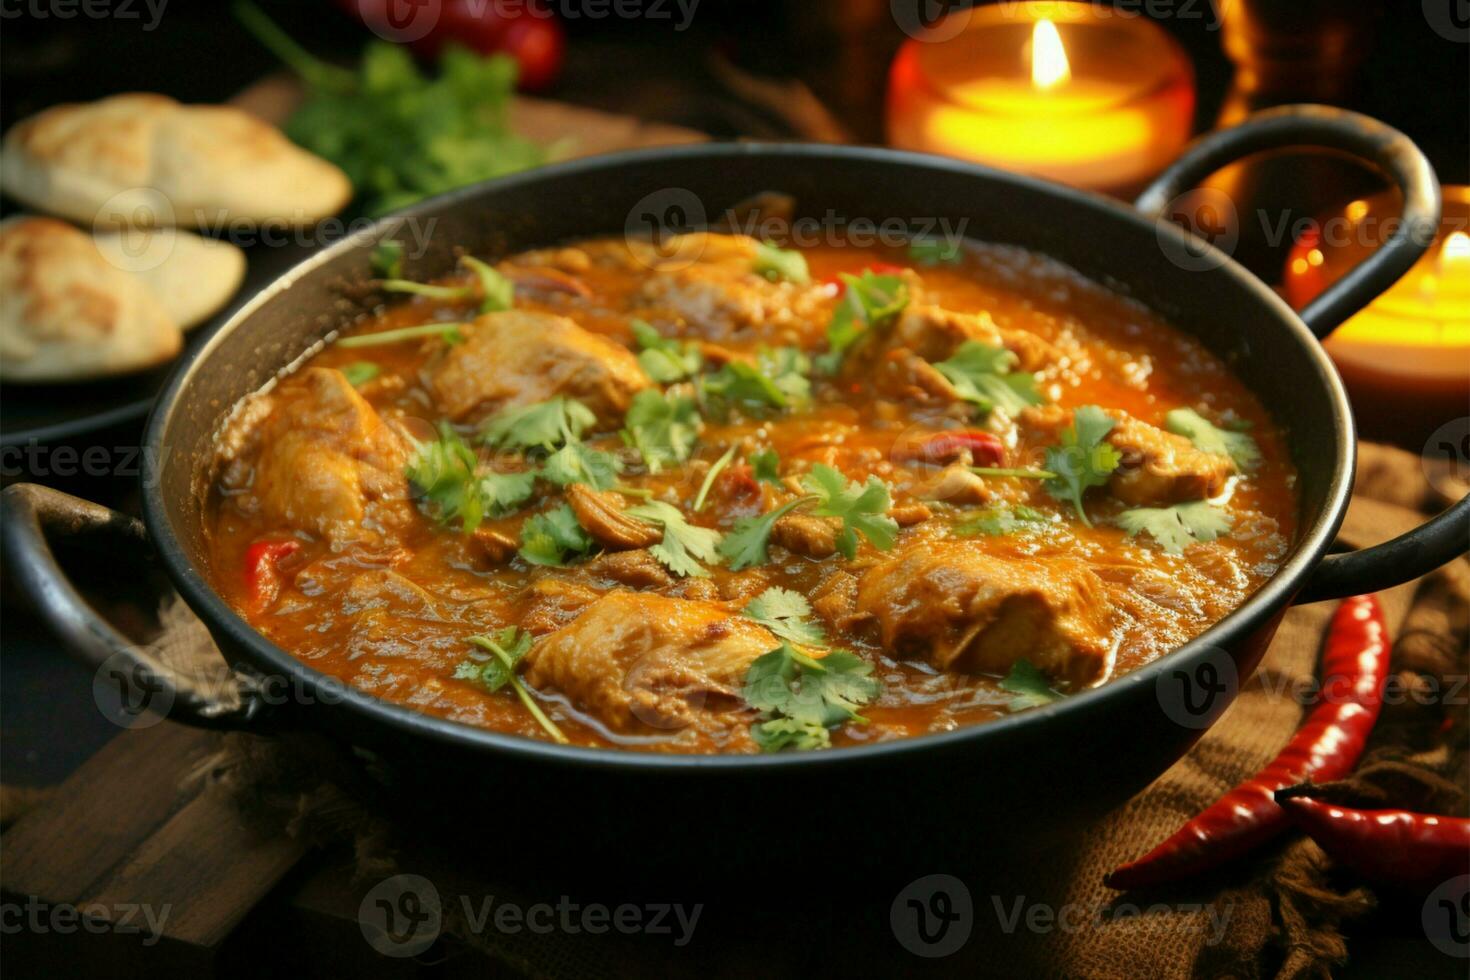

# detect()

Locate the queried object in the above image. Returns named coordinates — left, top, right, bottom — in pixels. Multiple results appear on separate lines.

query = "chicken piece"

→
left=810, top=570, right=860, bottom=634
left=1106, top=415, right=1234, bottom=506
left=426, top=311, right=649, bottom=424
left=855, top=542, right=1114, bottom=687
left=636, top=233, right=825, bottom=342
left=524, top=592, right=777, bottom=733
left=252, top=367, right=412, bottom=543
left=584, top=549, right=675, bottom=589
left=1020, top=405, right=1231, bottom=507
left=519, top=578, right=601, bottom=635
left=466, top=525, right=519, bottom=566
left=890, top=501, right=933, bottom=526
left=884, top=304, right=1061, bottom=372
left=566, top=484, right=662, bottom=550
left=911, top=464, right=993, bottom=506
left=770, top=512, right=841, bottom=559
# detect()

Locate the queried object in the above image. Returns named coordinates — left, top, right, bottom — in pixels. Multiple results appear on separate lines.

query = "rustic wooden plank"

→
left=0, top=724, right=217, bottom=905
left=83, top=782, right=307, bottom=949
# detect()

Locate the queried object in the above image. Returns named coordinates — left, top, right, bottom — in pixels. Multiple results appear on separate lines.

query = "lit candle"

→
left=886, top=2, right=1195, bottom=194
left=1283, top=187, right=1470, bottom=439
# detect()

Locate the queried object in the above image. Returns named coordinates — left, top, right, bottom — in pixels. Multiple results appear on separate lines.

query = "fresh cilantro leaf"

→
left=457, top=626, right=534, bottom=693
left=1043, top=406, right=1122, bottom=526
left=934, top=341, right=1044, bottom=416
left=622, top=389, right=701, bottom=473
left=540, top=441, right=622, bottom=491
left=518, top=504, right=594, bottom=566
left=908, top=237, right=963, bottom=265
left=801, top=464, right=900, bottom=559
left=816, top=271, right=909, bottom=373
left=462, top=628, right=567, bottom=743
left=743, top=587, right=827, bottom=647
left=717, top=497, right=812, bottom=571
left=743, top=643, right=880, bottom=752
left=625, top=501, right=723, bottom=578
left=371, top=240, right=404, bottom=279
left=482, top=397, right=597, bottom=452
left=692, top=446, right=736, bottom=512
left=338, top=322, right=465, bottom=348
left=405, top=424, right=535, bottom=532
left=462, top=256, right=515, bottom=313
left=752, top=241, right=810, bottom=284
left=341, top=361, right=381, bottom=386
left=750, top=449, right=782, bottom=486
left=1165, top=408, right=1261, bottom=472
left=378, top=279, right=477, bottom=302
left=751, top=716, right=832, bottom=752
left=953, top=504, right=1050, bottom=538
left=1117, top=501, right=1233, bottom=555
left=700, top=347, right=811, bottom=414
left=630, top=319, right=702, bottom=383
left=239, top=3, right=547, bottom=215
left=1000, top=660, right=1062, bottom=711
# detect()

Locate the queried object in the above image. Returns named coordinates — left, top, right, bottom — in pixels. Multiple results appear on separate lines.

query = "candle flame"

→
left=1442, top=231, right=1470, bottom=265
left=1031, top=19, right=1071, bottom=91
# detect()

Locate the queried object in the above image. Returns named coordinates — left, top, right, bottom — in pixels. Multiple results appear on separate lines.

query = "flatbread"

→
left=93, top=225, right=247, bottom=329
left=1, top=93, right=351, bottom=228
left=0, top=216, right=182, bottom=381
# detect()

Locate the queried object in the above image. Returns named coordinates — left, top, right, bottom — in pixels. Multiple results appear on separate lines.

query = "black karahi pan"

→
left=5, top=106, right=1466, bottom=884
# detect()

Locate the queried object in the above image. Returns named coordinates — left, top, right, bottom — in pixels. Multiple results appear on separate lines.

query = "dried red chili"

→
left=894, top=430, right=1006, bottom=468
left=1106, top=594, right=1390, bottom=890
left=1276, top=794, right=1470, bottom=890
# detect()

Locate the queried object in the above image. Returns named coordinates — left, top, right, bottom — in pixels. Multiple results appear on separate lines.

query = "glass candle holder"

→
left=1284, top=186, right=1470, bottom=442
left=886, top=1, right=1195, bottom=195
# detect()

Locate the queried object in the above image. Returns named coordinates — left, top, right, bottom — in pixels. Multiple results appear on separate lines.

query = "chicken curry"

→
left=207, top=231, right=1297, bottom=753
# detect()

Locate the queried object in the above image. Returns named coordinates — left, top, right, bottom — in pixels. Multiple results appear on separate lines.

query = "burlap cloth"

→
left=6, top=443, right=1464, bottom=977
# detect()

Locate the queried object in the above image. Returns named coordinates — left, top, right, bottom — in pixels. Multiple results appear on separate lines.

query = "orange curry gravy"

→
left=206, top=234, right=1297, bottom=753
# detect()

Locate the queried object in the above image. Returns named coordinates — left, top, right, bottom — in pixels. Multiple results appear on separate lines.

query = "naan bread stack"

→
left=0, top=216, right=245, bottom=381
left=0, top=94, right=352, bottom=380
left=1, top=93, right=351, bottom=227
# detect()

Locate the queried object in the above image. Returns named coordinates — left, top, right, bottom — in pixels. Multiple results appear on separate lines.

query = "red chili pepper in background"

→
left=336, top=0, right=565, bottom=91
left=1106, top=594, right=1390, bottom=890
left=244, top=539, right=301, bottom=610
left=894, top=430, right=1006, bottom=468
left=1275, top=794, right=1470, bottom=890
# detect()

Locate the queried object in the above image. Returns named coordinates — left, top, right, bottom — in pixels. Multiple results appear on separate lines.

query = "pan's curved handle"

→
left=1, top=483, right=266, bottom=731
left=1136, top=104, right=1442, bottom=339
left=1295, top=493, right=1470, bottom=604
